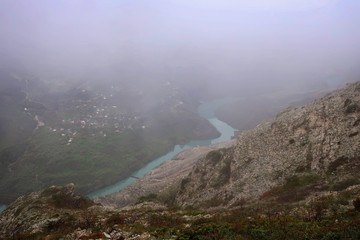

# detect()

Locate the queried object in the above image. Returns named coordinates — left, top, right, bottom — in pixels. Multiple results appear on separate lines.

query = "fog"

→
left=1, top=0, right=360, bottom=206
left=1, top=0, right=360, bottom=95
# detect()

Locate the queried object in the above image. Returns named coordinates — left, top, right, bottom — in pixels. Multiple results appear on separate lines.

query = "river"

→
left=87, top=98, right=237, bottom=199
left=0, top=98, right=237, bottom=212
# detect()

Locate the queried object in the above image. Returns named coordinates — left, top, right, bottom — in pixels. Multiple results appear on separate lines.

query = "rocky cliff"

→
left=173, top=81, right=360, bottom=208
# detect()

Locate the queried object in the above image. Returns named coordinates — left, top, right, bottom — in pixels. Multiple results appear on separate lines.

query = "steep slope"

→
left=97, top=140, right=236, bottom=208
left=174, top=81, right=360, bottom=208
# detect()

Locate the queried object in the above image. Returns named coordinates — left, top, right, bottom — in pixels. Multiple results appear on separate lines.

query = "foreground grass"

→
left=16, top=204, right=360, bottom=240
left=4, top=184, right=360, bottom=239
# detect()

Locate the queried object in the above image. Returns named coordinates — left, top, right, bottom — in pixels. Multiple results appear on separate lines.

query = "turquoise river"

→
left=0, top=98, right=237, bottom=212
left=87, top=98, right=237, bottom=199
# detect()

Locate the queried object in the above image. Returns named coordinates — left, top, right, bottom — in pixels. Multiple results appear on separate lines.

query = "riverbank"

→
left=96, top=139, right=236, bottom=207
left=0, top=91, right=219, bottom=206
left=0, top=98, right=237, bottom=213
left=87, top=98, right=238, bottom=200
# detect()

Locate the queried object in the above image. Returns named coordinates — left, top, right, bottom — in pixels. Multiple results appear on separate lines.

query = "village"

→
left=46, top=94, right=148, bottom=145
left=34, top=81, right=187, bottom=146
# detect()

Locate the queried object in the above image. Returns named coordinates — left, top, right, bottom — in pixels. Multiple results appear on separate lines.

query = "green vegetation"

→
left=136, top=193, right=158, bottom=204
left=0, top=90, right=37, bottom=151
left=4, top=183, right=360, bottom=240
left=354, top=197, right=360, bottom=211
left=209, top=149, right=233, bottom=188
left=202, top=195, right=224, bottom=208
left=344, top=103, right=359, bottom=114
left=327, top=156, right=349, bottom=173
left=156, top=182, right=179, bottom=206
left=0, top=76, right=220, bottom=202
left=206, top=150, right=222, bottom=165
left=180, top=177, right=191, bottom=192
left=16, top=203, right=360, bottom=240
left=176, top=210, right=360, bottom=240
left=211, top=159, right=232, bottom=188
left=106, top=213, right=126, bottom=225
left=220, top=158, right=232, bottom=179
left=261, top=174, right=321, bottom=202
left=43, top=189, right=93, bottom=210
left=0, top=126, right=186, bottom=200
left=331, top=178, right=360, bottom=191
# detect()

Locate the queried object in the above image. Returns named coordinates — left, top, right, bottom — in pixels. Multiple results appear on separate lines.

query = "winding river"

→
left=0, top=98, right=237, bottom=212
left=87, top=98, right=237, bottom=199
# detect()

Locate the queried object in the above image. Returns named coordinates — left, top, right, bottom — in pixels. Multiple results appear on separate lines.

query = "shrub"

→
left=211, top=159, right=232, bottom=188
left=260, top=174, right=320, bottom=203
left=206, top=150, right=222, bottom=165
left=203, top=195, right=224, bottom=208
left=147, top=213, right=181, bottom=228
left=180, top=177, right=191, bottom=192
left=220, top=158, right=232, bottom=178
left=327, top=156, right=348, bottom=173
left=50, top=192, right=93, bottom=209
left=106, top=213, right=126, bottom=225
left=137, top=193, right=158, bottom=204
left=322, top=232, right=342, bottom=240
left=345, top=103, right=359, bottom=114
left=331, top=178, right=360, bottom=191
left=353, top=197, right=360, bottom=211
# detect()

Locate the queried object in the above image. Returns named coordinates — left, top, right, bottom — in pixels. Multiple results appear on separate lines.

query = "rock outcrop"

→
left=174, top=81, right=360, bottom=208
left=0, top=183, right=175, bottom=239
left=0, top=184, right=96, bottom=239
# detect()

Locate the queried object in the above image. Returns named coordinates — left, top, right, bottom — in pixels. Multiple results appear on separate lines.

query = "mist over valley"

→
left=0, top=2, right=360, bottom=239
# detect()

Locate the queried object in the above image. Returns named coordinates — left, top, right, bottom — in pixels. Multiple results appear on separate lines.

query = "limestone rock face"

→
left=0, top=184, right=95, bottom=239
left=174, top=81, right=360, bottom=208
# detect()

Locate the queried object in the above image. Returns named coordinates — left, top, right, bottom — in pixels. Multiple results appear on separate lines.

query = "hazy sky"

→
left=0, top=0, right=359, bottom=91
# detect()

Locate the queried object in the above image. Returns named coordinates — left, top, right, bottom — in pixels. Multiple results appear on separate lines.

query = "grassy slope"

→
left=0, top=112, right=217, bottom=201
left=0, top=90, right=37, bottom=152
left=5, top=190, right=360, bottom=239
